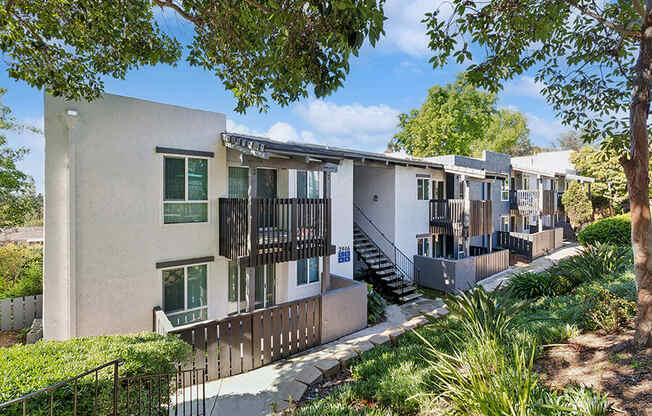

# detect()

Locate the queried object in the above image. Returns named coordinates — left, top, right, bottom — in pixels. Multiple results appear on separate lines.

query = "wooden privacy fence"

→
left=497, top=228, right=563, bottom=260
left=468, top=200, right=493, bottom=237
left=164, top=295, right=321, bottom=381
left=429, top=199, right=464, bottom=235
left=475, top=249, right=509, bottom=281
left=0, top=294, right=42, bottom=330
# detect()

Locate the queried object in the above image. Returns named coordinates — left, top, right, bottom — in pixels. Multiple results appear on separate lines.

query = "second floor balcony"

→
left=509, top=190, right=555, bottom=216
left=429, top=199, right=493, bottom=237
left=219, top=197, right=335, bottom=268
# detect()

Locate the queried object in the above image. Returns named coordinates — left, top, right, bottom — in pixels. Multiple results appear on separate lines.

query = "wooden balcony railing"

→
left=512, top=190, right=556, bottom=215
left=429, top=199, right=493, bottom=237
left=219, top=198, right=334, bottom=267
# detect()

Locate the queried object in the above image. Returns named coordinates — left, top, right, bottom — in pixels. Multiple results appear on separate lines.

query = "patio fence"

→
left=0, top=294, right=42, bottom=331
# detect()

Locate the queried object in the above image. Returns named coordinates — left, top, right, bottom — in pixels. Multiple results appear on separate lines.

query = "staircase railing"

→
left=353, top=204, right=420, bottom=295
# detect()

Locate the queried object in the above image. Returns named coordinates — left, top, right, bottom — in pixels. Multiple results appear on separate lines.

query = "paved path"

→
left=176, top=243, right=581, bottom=415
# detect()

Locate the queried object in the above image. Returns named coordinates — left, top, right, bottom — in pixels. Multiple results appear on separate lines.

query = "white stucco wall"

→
left=353, top=165, right=396, bottom=242
left=393, top=166, right=444, bottom=258
left=44, top=93, right=228, bottom=339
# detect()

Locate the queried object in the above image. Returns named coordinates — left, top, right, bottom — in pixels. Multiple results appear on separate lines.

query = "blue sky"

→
left=0, top=1, right=570, bottom=194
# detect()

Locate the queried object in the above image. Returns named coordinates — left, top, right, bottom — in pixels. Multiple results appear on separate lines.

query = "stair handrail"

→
left=353, top=203, right=420, bottom=285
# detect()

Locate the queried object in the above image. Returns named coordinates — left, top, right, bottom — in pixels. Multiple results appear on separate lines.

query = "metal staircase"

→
left=353, top=205, right=421, bottom=304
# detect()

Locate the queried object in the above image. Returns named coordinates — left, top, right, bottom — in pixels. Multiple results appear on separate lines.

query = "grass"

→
left=290, top=254, right=634, bottom=415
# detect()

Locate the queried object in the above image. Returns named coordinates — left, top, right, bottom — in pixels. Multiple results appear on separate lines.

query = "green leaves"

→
left=561, top=182, right=593, bottom=228
left=0, top=0, right=386, bottom=113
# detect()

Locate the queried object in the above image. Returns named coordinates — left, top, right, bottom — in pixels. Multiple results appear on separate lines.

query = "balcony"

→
left=219, top=198, right=335, bottom=267
left=511, top=190, right=556, bottom=216
left=429, top=199, right=493, bottom=237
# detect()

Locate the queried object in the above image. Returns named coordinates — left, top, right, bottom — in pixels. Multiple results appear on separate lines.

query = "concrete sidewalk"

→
left=177, top=243, right=582, bottom=416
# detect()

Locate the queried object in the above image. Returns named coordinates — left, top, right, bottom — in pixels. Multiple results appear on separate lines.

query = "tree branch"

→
left=560, top=0, right=641, bottom=39
left=152, top=0, right=198, bottom=24
left=634, top=0, right=647, bottom=20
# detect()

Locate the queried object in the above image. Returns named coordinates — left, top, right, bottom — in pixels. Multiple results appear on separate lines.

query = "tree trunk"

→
left=625, top=17, right=652, bottom=347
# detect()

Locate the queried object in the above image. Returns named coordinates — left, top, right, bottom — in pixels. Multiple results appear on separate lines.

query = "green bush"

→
left=551, top=243, right=632, bottom=286
left=0, top=333, right=190, bottom=415
left=0, top=243, right=42, bottom=299
left=367, top=285, right=386, bottom=324
left=578, top=214, right=631, bottom=246
left=504, top=271, right=571, bottom=300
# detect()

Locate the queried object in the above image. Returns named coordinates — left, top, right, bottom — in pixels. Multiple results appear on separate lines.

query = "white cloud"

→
left=504, top=76, right=545, bottom=99
left=267, top=122, right=299, bottom=142
left=225, top=119, right=264, bottom=137
left=295, top=100, right=400, bottom=137
left=226, top=119, right=318, bottom=144
left=525, top=112, right=571, bottom=145
left=380, top=0, right=451, bottom=57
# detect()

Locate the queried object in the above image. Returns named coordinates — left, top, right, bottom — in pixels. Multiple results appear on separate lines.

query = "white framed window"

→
left=417, top=237, right=430, bottom=257
left=162, top=263, right=208, bottom=326
left=501, top=216, right=510, bottom=232
left=297, top=171, right=320, bottom=198
left=417, top=177, right=430, bottom=200
left=297, top=257, right=319, bottom=286
left=431, top=180, right=444, bottom=200
left=163, top=156, right=208, bottom=224
left=501, top=179, right=509, bottom=201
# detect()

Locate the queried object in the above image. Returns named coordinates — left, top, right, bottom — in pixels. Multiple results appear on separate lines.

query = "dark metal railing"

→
left=0, top=360, right=207, bottom=416
left=219, top=197, right=332, bottom=267
left=429, top=199, right=464, bottom=235
left=353, top=204, right=420, bottom=297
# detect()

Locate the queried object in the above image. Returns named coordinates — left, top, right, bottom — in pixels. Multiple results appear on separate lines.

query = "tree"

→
left=423, top=0, right=652, bottom=346
left=553, top=131, right=585, bottom=151
left=570, top=146, right=636, bottom=216
left=391, top=75, right=532, bottom=157
left=562, top=182, right=594, bottom=229
left=471, top=109, right=533, bottom=157
left=0, top=89, right=37, bottom=231
left=0, top=1, right=385, bottom=113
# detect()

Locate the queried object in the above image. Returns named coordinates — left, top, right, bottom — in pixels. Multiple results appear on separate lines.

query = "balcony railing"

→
left=512, top=190, right=556, bottom=215
left=219, top=198, right=334, bottom=267
left=429, top=199, right=493, bottom=237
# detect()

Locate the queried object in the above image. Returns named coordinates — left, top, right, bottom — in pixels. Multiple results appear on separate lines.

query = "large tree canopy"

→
left=391, top=75, right=531, bottom=157
left=0, top=89, right=38, bottom=231
left=423, top=0, right=652, bottom=346
left=0, top=0, right=386, bottom=112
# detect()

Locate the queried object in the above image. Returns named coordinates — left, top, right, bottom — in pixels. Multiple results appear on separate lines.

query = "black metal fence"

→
left=0, top=360, right=207, bottom=416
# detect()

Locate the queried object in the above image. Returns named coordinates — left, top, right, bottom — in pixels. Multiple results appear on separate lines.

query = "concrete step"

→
left=399, top=293, right=421, bottom=303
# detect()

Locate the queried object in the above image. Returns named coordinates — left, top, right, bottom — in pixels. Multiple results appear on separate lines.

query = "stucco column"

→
left=462, top=177, right=470, bottom=257
left=247, top=166, right=257, bottom=312
left=64, top=110, right=80, bottom=339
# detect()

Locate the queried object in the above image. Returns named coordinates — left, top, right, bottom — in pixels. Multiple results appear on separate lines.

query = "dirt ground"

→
left=535, top=330, right=652, bottom=416
left=0, top=330, right=22, bottom=348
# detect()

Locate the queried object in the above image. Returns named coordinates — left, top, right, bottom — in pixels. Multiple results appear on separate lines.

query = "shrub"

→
left=504, top=271, right=571, bottom=300
left=578, top=214, right=631, bottom=246
left=0, top=333, right=190, bottom=415
left=551, top=243, right=632, bottom=286
left=367, top=285, right=386, bottom=324
left=561, top=182, right=593, bottom=228
left=580, top=286, right=637, bottom=332
left=0, top=243, right=42, bottom=299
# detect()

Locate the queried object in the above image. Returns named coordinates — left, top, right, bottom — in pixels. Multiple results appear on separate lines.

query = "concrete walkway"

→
left=177, top=243, right=582, bottom=416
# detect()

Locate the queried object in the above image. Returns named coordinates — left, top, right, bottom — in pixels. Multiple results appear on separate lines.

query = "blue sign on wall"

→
left=337, top=246, right=351, bottom=263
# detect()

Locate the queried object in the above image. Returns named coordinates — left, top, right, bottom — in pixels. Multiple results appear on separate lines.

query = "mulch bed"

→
left=0, top=330, right=23, bottom=348
left=535, top=329, right=652, bottom=416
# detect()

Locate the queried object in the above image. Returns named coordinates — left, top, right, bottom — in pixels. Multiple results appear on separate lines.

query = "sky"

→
left=0, top=0, right=571, bottom=194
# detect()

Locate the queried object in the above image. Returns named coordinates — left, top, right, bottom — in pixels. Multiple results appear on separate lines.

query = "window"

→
left=164, top=156, right=208, bottom=224
left=228, top=262, right=248, bottom=314
left=417, top=237, right=430, bottom=257
left=255, top=265, right=276, bottom=310
left=163, top=264, right=208, bottom=326
left=501, top=179, right=509, bottom=201
left=431, top=180, right=444, bottom=200
left=228, top=263, right=276, bottom=314
left=228, top=167, right=249, bottom=198
left=523, top=176, right=530, bottom=190
left=417, top=178, right=430, bottom=200
left=432, top=234, right=444, bottom=258
left=501, top=216, right=510, bottom=232
left=297, top=171, right=319, bottom=198
left=297, top=257, right=319, bottom=285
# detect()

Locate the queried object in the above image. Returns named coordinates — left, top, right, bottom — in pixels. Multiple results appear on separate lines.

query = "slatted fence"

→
left=166, top=295, right=321, bottom=381
left=0, top=295, right=42, bottom=331
left=468, top=200, right=493, bottom=237
left=497, top=228, right=564, bottom=260
left=475, top=249, right=509, bottom=281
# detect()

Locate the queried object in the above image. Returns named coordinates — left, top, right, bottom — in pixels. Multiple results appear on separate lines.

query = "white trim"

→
left=161, top=154, right=210, bottom=226
left=500, top=178, right=509, bottom=201
left=161, top=262, right=209, bottom=324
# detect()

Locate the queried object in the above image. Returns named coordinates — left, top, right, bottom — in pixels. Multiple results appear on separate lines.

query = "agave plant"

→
left=553, top=243, right=632, bottom=286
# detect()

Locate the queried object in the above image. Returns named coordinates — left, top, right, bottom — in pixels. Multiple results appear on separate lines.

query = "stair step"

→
left=357, top=247, right=378, bottom=254
left=354, top=241, right=372, bottom=248
left=375, top=267, right=396, bottom=275
left=399, top=293, right=421, bottom=303
left=380, top=274, right=399, bottom=282
left=392, top=286, right=416, bottom=296
left=371, top=262, right=393, bottom=270
left=364, top=255, right=388, bottom=264
left=387, top=280, right=412, bottom=289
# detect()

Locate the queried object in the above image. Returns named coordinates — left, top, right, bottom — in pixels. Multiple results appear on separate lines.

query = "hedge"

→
left=577, top=214, right=631, bottom=246
left=0, top=333, right=190, bottom=415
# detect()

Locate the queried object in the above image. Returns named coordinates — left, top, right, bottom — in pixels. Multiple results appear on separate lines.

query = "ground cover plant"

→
left=0, top=333, right=189, bottom=415
left=290, top=248, right=639, bottom=415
